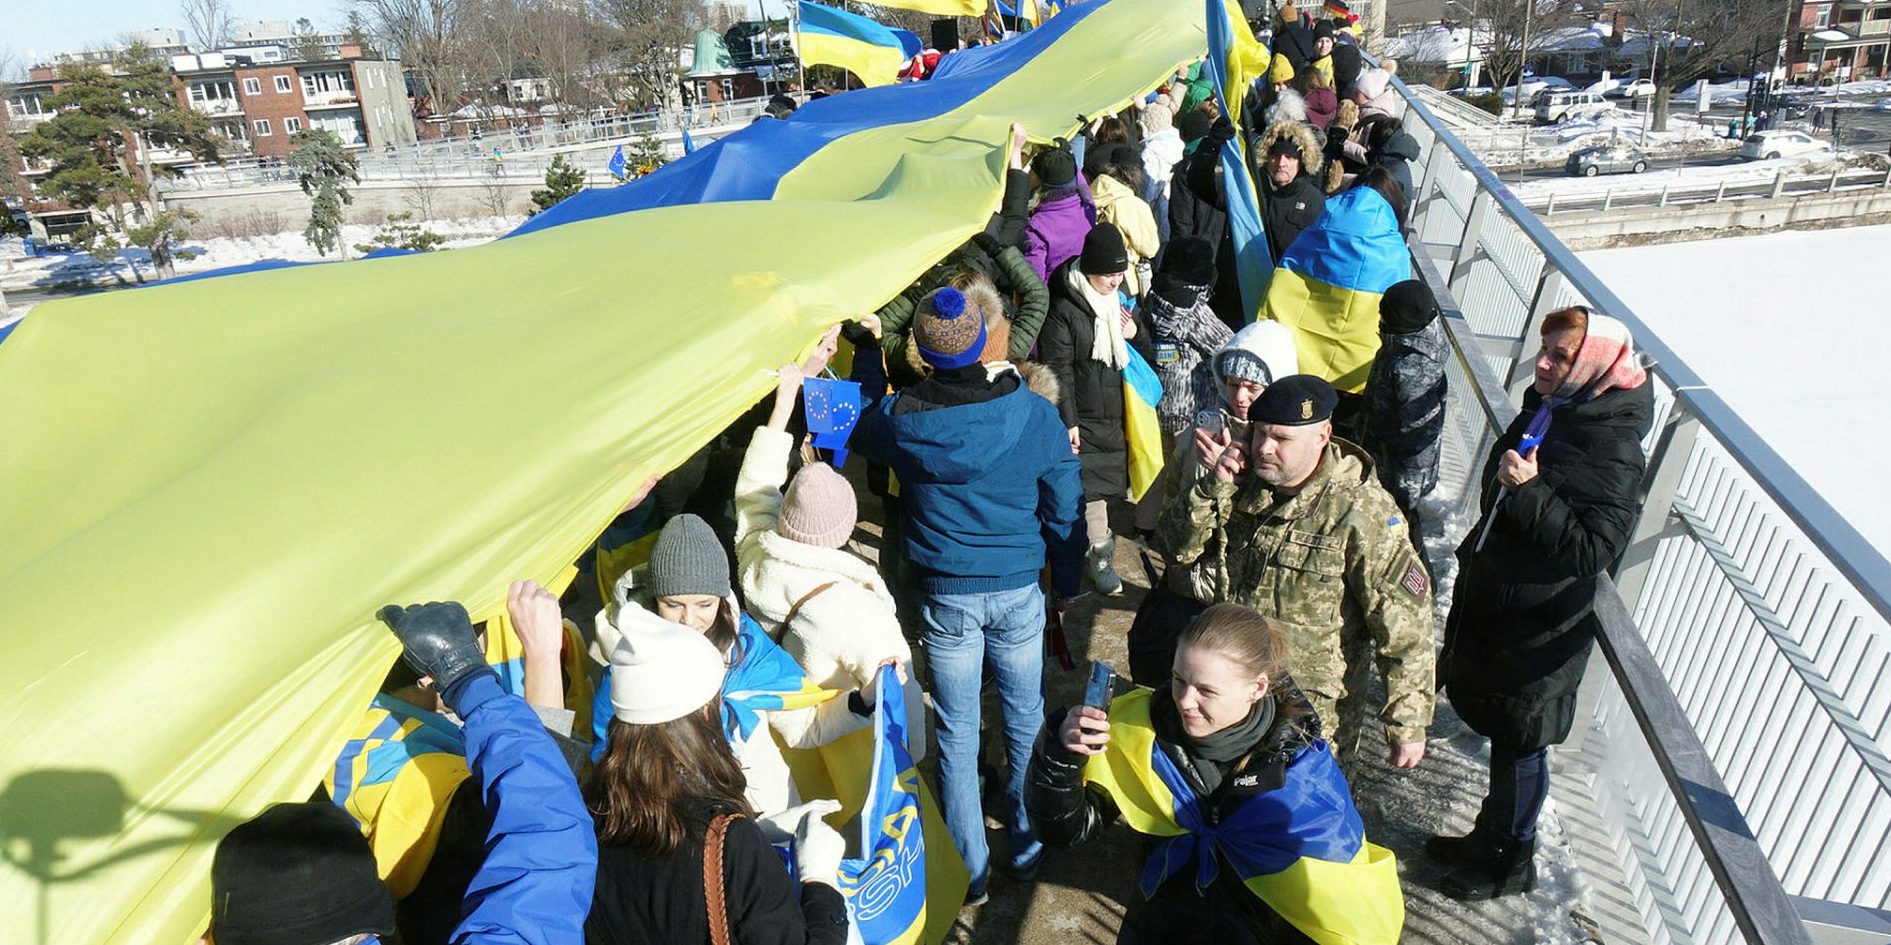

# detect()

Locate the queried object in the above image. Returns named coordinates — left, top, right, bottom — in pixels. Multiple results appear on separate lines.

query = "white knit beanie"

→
left=604, top=609, right=726, bottom=725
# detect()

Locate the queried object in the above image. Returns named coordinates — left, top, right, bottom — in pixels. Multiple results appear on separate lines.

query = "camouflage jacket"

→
left=1155, top=437, right=1436, bottom=743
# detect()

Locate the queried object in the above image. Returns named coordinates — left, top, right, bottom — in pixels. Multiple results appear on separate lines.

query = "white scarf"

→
left=1069, top=268, right=1129, bottom=369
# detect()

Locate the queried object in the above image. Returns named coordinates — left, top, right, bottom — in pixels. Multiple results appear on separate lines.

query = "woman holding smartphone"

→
left=1025, top=604, right=1403, bottom=945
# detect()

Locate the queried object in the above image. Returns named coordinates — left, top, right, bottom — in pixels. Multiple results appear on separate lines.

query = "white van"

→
left=1535, top=91, right=1612, bottom=124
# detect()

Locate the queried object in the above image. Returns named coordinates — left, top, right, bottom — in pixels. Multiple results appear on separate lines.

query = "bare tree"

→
left=530, top=3, right=612, bottom=119
left=352, top=0, right=471, bottom=116
left=1615, top=0, right=1780, bottom=129
left=462, top=0, right=536, bottom=114
left=596, top=0, right=709, bottom=109
left=1477, top=0, right=1586, bottom=103
left=180, top=0, right=235, bottom=52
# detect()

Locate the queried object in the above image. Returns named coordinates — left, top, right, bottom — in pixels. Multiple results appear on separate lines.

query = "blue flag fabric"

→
left=682, top=129, right=697, bottom=155
left=1139, top=740, right=1365, bottom=899
left=1203, top=0, right=1274, bottom=320
left=802, top=375, right=864, bottom=467
left=505, top=0, right=1110, bottom=238
left=892, top=28, right=924, bottom=60
left=834, top=663, right=928, bottom=944
left=607, top=145, right=627, bottom=179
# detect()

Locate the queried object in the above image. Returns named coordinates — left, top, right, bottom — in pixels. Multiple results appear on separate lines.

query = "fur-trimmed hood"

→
left=1256, top=120, right=1325, bottom=176
left=899, top=342, right=1061, bottom=406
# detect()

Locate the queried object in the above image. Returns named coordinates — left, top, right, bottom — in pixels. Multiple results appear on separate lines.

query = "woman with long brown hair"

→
left=586, top=614, right=849, bottom=944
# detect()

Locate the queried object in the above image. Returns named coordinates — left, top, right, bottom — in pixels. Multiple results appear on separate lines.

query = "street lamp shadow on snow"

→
left=0, top=769, right=245, bottom=945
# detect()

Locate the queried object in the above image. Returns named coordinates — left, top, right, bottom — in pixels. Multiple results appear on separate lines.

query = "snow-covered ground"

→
left=0, top=215, right=527, bottom=296
left=1581, top=226, right=1890, bottom=551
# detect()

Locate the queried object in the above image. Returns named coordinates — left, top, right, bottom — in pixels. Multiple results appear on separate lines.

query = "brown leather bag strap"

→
left=703, top=812, right=740, bottom=945
left=779, top=581, right=838, bottom=637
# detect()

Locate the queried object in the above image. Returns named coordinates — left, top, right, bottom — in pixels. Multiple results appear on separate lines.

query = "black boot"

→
left=1440, top=837, right=1536, bottom=901
left=1423, top=827, right=1495, bottom=868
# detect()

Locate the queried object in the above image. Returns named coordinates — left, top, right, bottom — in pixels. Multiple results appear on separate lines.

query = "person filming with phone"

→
left=1024, top=604, right=1404, bottom=945
left=1431, top=306, right=1652, bottom=901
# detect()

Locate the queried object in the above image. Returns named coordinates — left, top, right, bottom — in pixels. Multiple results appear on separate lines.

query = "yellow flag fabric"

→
left=864, top=0, right=988, bottom=15
left=0, top=2, right=1205, bottom=941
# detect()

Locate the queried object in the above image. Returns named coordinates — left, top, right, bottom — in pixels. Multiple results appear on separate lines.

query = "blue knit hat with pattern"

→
left=913, top=287, right=987, bottom=369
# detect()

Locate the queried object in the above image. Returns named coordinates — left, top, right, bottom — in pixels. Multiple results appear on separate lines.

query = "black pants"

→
left=1477, top=743, right=1549, bottom=844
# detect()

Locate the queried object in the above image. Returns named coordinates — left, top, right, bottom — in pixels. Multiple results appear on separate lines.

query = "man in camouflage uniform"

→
left=1156, top=375, right=1435, bottom=767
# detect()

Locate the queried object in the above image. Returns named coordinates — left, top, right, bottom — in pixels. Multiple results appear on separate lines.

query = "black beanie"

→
left=1083, top=141, right=1123, bottom=179
left=1032, top=145, right=1077, bottom=187
left=1079, top=223, right=1129, bottom=275
left=1178, top=109, right=1212, bottom=143
left=1380, top=279, right=1440, bottom=335
left=210, top=802, right=396, bottom=945
left=1153, top=236, right=1217, bottom=294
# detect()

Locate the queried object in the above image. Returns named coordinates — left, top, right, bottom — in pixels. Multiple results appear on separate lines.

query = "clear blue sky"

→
left=5, top=0, right=350, bottom=72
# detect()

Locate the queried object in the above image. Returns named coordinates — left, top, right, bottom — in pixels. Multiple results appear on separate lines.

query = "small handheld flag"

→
left=607, top=145, right=627, bottom=180
left=803, top=375, right=864, bottom=467
left=682, top=129, right=697, bottom=155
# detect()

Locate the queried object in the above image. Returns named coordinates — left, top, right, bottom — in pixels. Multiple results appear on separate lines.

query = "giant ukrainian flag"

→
left=797, top=0, right=912, bottom=88
left=0, top=0, right=1206, bottom=942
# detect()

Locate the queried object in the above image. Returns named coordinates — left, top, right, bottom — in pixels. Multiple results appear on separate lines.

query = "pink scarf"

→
left=1551, top=312, right=1648, bottom=403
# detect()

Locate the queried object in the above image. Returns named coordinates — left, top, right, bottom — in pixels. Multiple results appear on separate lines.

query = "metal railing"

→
left=1393, top=67, right=1891, bottom=945
left=1523, top=166, right=1891, bottom=215
left=154, top=95, right=778, bottom=194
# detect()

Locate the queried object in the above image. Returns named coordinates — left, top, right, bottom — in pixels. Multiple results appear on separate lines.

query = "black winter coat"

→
left=1260, top=173, right=1326, bottom=263
left=1441, top=382, right=1653, bottom=749
left=1039, top=259, right=1155, bottom=499
left=1025, top=685, right=1321, bottom=945
left=588, top=803, right=849, bottom=945
left=1169, top=146, right=1245, bottom=332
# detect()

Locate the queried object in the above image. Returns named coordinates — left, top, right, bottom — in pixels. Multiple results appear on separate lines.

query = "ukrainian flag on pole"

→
left=796, top=1, right=912, bottom=88
left=1204, top=0, right=1275, bottom=319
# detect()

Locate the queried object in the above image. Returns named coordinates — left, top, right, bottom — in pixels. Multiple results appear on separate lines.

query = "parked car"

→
left=1499, top=77, right=1575, bottom=105
left=1738, top=130, right=1835, bottom=160
left=1566, top=144, right=1650, bottom=177
left=1535, top=90, right=1614, bottom=123
left=1607, top=79, right=1658, bottom=99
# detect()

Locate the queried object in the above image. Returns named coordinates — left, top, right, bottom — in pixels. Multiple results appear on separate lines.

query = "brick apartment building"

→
left=1789, top=0, right=1891, bottom=80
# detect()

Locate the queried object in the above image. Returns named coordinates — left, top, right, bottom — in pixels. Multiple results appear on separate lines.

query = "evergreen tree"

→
left=355, top=212, right=446, bottom=255
left=529, top=154, right=586, bottom=213
left=17, top=48, right=221, bottom=279
left=293, top=18, right=328, bottom=61
left=625, top=132, right=669, bottom=177
left=287, top=130, right=360, bottom=257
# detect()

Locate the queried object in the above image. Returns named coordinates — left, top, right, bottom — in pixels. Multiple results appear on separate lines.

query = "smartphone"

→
left=1083, top=660, right=1118, bottom=712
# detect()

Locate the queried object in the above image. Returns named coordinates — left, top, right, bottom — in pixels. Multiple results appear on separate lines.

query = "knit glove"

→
left=793, top=799, right=847, bottom=887
left=377, top=602, right=490, bottom=697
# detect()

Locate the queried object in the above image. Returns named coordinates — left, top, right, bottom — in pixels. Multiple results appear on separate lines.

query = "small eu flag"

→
left=607, top=145, right=627, bottom=179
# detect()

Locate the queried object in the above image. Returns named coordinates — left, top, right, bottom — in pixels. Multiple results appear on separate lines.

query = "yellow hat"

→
left=1269, top=54, right=1295, bottom=86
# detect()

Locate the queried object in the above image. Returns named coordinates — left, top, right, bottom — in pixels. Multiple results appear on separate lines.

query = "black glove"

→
left=377, top=601, right=489, bottom=696
left=1208, top=115, right=1237, bottom=146
left=969, top=231, right=1004, bottom=259
left=1324, top=124, right=1349, bottom=159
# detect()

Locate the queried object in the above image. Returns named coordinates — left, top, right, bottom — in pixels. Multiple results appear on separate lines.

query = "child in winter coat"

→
left=734, top=349, right=925, bottom=758
left=1362, top=279, right=1447, bottom=537
left=594, top=515, right=874, bottom=827
left=1022, top=143, right=1098, bottom=283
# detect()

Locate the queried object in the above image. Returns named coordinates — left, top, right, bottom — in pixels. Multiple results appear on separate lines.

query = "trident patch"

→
left=1401, top=560, right=1429, bottom=599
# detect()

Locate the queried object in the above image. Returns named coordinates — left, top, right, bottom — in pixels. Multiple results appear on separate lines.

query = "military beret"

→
left=1251, top=374, right=1337, bottom=426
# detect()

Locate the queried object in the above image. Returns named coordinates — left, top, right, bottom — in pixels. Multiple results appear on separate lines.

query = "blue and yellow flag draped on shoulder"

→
left=1083, top=689, right=1404, bottom=945
left=834, top=663, right=929, bottom=944
left=796, top=1, right=911, bottom=88
left=1260, top=186, right=1412, bottom=393
left=324, top=695, right=472, bottom=898
left=0, top=0, right=1211, bottom=939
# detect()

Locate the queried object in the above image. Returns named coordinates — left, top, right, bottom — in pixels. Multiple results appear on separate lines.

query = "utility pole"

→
left=1511, top=0, right=1535, bottom=120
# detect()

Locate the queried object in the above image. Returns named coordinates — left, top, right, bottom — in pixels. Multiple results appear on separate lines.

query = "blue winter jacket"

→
left=853, top=367, right=1085, bottom=596
left=445, top=673, right=599, bottom=945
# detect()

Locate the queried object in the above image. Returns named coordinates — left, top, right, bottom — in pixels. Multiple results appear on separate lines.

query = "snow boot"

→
left=1441, top=837, right=1537, bottom=901
left=1423, top=827, right=1497, bottom=868
left=1087, top=538, right=1123, bottom=597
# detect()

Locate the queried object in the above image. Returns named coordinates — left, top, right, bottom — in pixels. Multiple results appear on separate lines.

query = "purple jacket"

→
left=1022, top=176, right=1098, bottom=283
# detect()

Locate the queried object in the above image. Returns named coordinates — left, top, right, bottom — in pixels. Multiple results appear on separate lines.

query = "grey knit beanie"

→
left=647, top=514, right=731, bottom=599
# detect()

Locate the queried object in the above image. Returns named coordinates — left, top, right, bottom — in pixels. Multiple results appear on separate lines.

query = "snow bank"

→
left=1581, top=227, right=1891, bottom=551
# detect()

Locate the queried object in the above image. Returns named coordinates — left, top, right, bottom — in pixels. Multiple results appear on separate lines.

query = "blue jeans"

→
left=920, top=583, right=1046, bottom=892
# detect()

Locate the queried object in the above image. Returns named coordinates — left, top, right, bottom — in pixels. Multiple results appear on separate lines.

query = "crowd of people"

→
left=200, top=5, right=1657, bottom=944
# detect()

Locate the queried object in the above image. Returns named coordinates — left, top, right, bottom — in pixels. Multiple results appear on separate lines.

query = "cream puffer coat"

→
left=734, top=426, right=926, bottom=761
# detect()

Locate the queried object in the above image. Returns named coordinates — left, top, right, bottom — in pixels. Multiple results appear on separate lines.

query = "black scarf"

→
left=1150, top=688, right=1275, bottom=795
